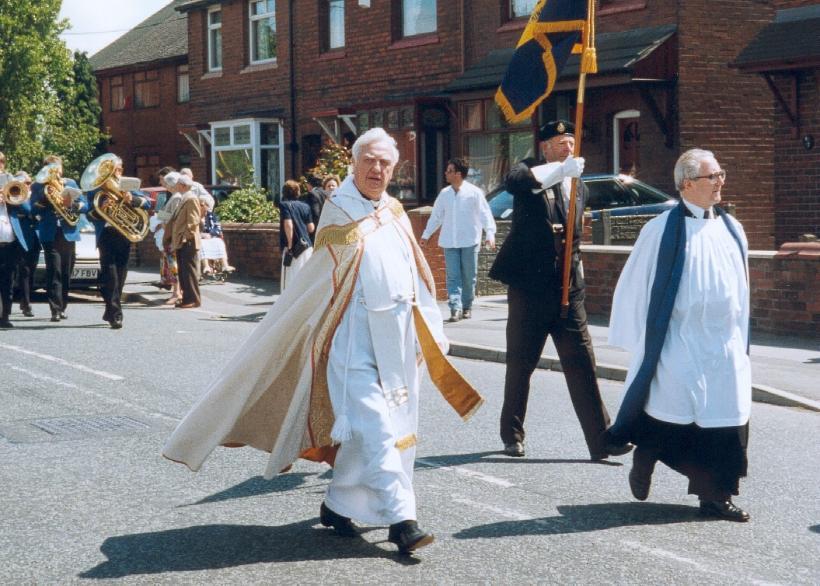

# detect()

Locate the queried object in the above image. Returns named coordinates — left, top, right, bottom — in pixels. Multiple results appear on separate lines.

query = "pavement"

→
left=123, top=266, right=820, bottom=411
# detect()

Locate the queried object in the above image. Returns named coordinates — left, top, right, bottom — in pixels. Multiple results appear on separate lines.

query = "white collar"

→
left=681, top=197, right=712, bottom=219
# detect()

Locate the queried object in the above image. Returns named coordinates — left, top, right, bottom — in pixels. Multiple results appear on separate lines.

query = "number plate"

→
left=72, top=267, right=99, bottom=280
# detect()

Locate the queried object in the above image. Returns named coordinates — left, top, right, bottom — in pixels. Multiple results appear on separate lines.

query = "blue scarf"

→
left=607, top=200, right=747, bottom=444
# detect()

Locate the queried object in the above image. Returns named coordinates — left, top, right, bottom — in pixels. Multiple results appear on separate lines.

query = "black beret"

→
left=538, top=120, right=575, bottom=141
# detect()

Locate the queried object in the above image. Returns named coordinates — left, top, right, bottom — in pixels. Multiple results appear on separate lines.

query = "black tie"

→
left=703, top=209, right=711, bottom=220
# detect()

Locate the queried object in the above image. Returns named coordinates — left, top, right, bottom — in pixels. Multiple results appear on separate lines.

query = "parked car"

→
left=486, top=173, right=677, bottom=220
left=33, top=215, right=101, bottom=290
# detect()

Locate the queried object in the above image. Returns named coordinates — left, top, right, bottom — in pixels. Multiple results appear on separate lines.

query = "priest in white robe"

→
left=162, top=128, right=483, bottom=554
left=605, top=149, right=752, bottom=522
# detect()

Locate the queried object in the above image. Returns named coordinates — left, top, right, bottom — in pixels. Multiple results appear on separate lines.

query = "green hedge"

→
left=216, top=186, right=279, bottom=223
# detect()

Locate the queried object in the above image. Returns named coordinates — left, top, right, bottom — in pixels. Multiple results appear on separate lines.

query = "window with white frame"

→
left=402, top=0, right=437, bottom=37
left=177, top=64, right=190, bottom=103
left=211, top=119, right=284, bottom=199
left=510, top=0, right=537, bottom=18
left=326, top=0, right=345, bottom=50
left=208, top=6, right=223, bottom=71
left=250, top=0, right=277, bottom=63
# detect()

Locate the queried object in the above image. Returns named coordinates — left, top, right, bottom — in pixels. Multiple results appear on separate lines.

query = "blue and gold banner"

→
left=495, top=0, right=594, bottom=123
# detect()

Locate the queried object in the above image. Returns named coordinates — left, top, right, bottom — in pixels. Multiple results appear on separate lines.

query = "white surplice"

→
left=608, top=202, right=751, bottom=428
left=323, top=178, right=443, bottom=525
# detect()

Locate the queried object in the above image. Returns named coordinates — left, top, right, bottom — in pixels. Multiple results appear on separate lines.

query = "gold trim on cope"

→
left=395, top=434, right=417, bottom=451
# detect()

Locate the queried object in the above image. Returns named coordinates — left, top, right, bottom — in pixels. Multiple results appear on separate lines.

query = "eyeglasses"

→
left=694, top=171, right=726, bottom=183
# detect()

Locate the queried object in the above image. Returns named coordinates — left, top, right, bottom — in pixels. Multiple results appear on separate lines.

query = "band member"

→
left=12, top=171, right=40, bottom=317
left=0, top=154, right=35, bottom=329
left=82, top=154, right=150, bottom=329
left=30, top=155, right=88, bottom=322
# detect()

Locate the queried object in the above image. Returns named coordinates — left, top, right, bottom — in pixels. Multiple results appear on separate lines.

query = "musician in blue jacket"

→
left=30, top=155, right=89, bottom=322
left=84, top=154, right=150, bottom=329
left=0, top=155, right=36, bottom=328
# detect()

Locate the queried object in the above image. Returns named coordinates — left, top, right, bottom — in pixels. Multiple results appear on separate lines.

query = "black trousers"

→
left=0, top=241, right=23, bottom=320
left=16, top=234, right=41, bottom=312
left=633, top=412, right=748, bottom=501
left=176, top=241, right=200, bottom=305
left=500, top=285, right=610, bottom=457
left=98, top=227, right=131, bottom=323
left=42, top=231, right=75, bottom=314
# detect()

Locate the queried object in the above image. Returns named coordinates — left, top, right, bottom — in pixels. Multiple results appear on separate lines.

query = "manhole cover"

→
left=0, top=415, right=157, bottom=444
left=31, top=415, right=151, bottom=436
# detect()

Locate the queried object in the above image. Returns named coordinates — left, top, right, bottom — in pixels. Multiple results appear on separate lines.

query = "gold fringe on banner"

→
left=581, top=47, right=598, bottom=74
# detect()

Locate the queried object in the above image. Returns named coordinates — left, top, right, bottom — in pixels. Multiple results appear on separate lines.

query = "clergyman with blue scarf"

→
left=605, top=149, right=752, bottom=522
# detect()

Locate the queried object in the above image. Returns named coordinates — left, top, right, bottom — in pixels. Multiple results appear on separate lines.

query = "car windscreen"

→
left=487, top=190, right=513, bottom=219
left=585, top=179, right=635, bottom=210
left=626, top=181, right=672, bottom=205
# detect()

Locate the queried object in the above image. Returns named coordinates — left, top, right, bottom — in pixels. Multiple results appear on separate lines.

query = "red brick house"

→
left=93, top=0, right=819, bottom=249
left=90, top=0, right=192, bottom=186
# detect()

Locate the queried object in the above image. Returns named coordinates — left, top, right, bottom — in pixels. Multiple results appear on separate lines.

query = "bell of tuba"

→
left=34, top=163, right=80, bottom=226
left=1, top=175, right=30, bottom=206
left=81, top=153, right=149, bottom=243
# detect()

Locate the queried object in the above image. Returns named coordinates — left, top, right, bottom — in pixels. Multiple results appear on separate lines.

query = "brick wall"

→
left=97, top=60, right=192, bottom=182
left=677, top=0, right=777, bottom=249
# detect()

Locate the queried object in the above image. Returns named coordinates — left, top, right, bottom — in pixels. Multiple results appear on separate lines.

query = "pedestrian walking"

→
left=163, top=127, right=483, bottom=555
left=604, top=148, right=752, bottom=521
left=420, top=158, right=495, bottom=322
left=489, top=120, right=632, bottom=461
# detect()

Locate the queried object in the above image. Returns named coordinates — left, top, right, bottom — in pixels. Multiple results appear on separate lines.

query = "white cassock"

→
left=608, top=199, right=752, bottom=428
left=323, top=182, right=440, bottom=525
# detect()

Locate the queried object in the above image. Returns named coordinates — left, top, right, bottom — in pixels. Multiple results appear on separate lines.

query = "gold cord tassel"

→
left=581, top=47, right=598, bottom=74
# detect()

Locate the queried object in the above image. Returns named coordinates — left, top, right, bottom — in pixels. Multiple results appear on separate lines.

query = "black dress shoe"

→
left=503, top=441, right=525, bottom=457
left=110, top=319, right=123, bottom=330
left=591, top=441, right=634, bottom=461
left=21, top=308, right=34, bottom=317
left=388, top=520, right=434, bottom=554
left=628, top=449, right=656, bottom=501
left=59, top=311, right=67, bottom=320
left=0, top=318, right=13, bottom=329
left=319, top=502, right=358, bottom=537
left=699, top=499, right=750, bottom=522
left=50, top=313, right=60, bottom=322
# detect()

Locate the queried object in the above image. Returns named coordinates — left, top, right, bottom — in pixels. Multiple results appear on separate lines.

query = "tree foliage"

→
left=299, top=141, right=352, bottom=194
left=216, top=186, right=280, bottom=224
left=0, top=0, right=107, bottom=178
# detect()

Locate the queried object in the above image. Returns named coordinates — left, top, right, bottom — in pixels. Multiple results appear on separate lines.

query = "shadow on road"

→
left=453, top=502, right=703, bottom=539
left=419, top=451, right=623, bottom=467
left=810, top=524, right=820, bottom=534
left=184, top=473, right=314, bottom=505
left=79, top=520, right=417, bottom=579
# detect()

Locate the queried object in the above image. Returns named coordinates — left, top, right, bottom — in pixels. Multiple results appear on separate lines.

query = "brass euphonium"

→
left=81, top=153, right=149, bottom=243
left=1, top=175, right=30, bottom=206
left=34, top=163, right=80, bottom=226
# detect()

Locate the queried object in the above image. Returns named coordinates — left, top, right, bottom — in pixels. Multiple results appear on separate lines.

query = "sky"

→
left=59, top=0, right=172, bottom=57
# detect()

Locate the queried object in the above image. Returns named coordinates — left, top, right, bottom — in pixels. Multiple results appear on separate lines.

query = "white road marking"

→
left=417, top=457, right=515, bottom=488
left=8, top=364, right=179, bottom=425
left=451, top=497, right=531, bottom=520
left=0, top=343, right=124, bottom=381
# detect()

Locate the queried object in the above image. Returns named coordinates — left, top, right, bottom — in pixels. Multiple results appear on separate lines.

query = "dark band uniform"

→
left=30, top=177, right=88, bottom=321
left=0, top=177, right=35, bottom=328
left=489, top=121, right=615, bottom=459
left=88, top=189, right=151, bottom=328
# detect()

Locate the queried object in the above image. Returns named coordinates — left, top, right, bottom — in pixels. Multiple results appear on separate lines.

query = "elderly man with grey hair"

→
left=604, top=148, right=752, bottom=521
left=163, top=128, right=483, bottom=555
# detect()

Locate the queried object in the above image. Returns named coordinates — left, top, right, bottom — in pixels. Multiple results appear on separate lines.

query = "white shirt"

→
left=608, top=208, right=751, bottom=427
left=0, top=203, right=15, bottom=243
left=421, top=180, right=496, bottom=248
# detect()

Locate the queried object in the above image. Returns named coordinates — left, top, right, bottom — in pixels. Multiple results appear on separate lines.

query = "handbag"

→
left=290, top=236, right=309, bottom=259
left=282, top=250, right=294, bottom=267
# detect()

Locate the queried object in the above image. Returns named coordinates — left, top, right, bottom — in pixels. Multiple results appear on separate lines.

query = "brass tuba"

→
left=1, top=175, right=30, bottom=206
left=34, top=163, right=80, bottom=226
left=81, top=153, right=149, bottom=243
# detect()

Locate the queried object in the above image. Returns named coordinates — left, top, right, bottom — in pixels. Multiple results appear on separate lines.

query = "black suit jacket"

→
left=489, top=161, right=586, bottom=295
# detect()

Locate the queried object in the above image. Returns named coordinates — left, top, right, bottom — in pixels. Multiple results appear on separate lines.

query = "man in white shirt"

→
left=180, top=167, right=215, bottom=212
left=420, top=158, right=496, bottom=322
left=606, top=148, right=751, bottom=522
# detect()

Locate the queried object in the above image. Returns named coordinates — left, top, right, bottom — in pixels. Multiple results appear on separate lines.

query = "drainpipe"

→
left=288, top=0, right=298, bottom=177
